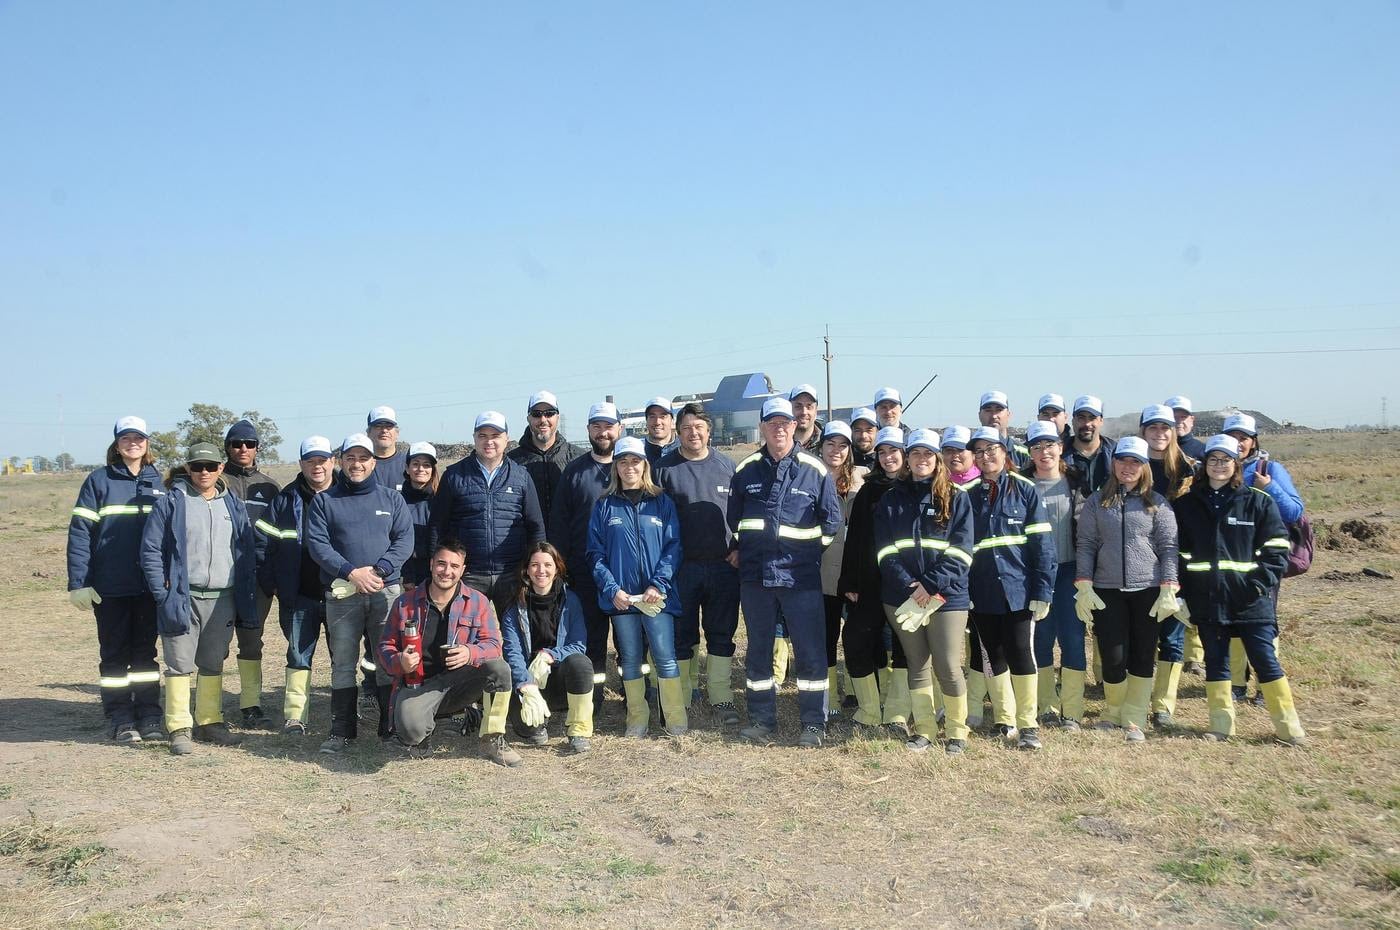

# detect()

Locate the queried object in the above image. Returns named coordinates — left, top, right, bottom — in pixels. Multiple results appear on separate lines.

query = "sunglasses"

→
left=529, top=408, right=559, bottom=418
left=228, top=440, right=258, bottom=450
left=188, top=462, right=220, bottom=473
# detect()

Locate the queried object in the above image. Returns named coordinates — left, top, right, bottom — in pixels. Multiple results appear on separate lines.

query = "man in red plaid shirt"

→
left=379, top=538, right=521, bottom=767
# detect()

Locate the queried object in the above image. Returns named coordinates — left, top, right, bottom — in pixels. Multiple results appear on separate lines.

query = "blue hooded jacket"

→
left=587, top=490, right=682, bottom=615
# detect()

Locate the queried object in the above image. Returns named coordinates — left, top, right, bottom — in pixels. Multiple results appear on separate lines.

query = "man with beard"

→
left=507, top=390, right=580, bottom=528
left=849, top=407, right=879, bottom=469
left=1065, top=395, right=1115, bottom=491
left=789, top=384, right=824, bottom=452
left=548, top=401, right=622, bottom=708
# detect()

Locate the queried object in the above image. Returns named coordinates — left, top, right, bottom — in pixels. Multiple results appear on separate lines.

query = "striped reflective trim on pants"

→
left=128, top=670, right=162, bottom=684
left=592, top=672, right=607, bottom=685
left=99, top=675, right=130, bottom=688
left=795, top=678, right=827, bottom=692
left=746, top=678, right=775, bottom=691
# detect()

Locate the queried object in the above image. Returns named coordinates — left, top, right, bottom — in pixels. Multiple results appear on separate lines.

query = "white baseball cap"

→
left=407, top=441, right=438, bottom=462
left=788, top=384, right=819, bottom=403
left=1037, top=393, right=1066, bottom=413
left=873, top=387, right=902, bottom=406
left=821, top=420, right=852, bottom=443
left=979, top=390, right=1009, bottom=409
left=940, top=425, right=971, bottom=450
left=969, top=426, right=1006, bottom=448
left=614, top=436, right=646, bottom=459
left=299, top=436, right=334, bottom=460
left=874, top=427, right=906, bottom=450
left=906, top=428, right=939, bottom=452
left=644, top=396, right=674, bottom=415
left=1205, top=434, right=1241, bottom=459
left=1165, top=395, right=1193, bottom=413
left=1026, top=421, right=1061, bottom=445
left=113, top=415, right=149, bottom=439
left=850, top=407, right=878, bottom=426
left=762, top=397, right=795, bottom=421
left=1223, top=413, right=1258, bottom=437
left=527, top=391, right=559, bottom=412
left=473, top=411, right=508, bottom=433
left=367, top=405, right=398, bottom=427
left=1113, top=436, right=1150, bottom=462
left=1073, top=395, right=1104, bottom=417
left=1140, top=404, right=1175, bottom=427
left=341, top=433, right=374, bottom=455
left=587, top=402, right=620, bottom=424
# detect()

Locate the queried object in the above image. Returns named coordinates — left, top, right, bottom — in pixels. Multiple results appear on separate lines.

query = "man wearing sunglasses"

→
left=507, top=390, right=580, bottom=529
left=221, top=419, right=280, bottom=730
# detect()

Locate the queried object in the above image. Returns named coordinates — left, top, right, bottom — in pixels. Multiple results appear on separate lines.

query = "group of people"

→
left=66, top=385, right=1307, bottom=764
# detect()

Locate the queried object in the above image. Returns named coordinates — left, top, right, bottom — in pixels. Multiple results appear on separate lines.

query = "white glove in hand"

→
left=1176, top=599, right=1191, bottom=623
left=527, top=652, right=552, bottom=689
left=330, top=578, right=357, bottom=600
left=899, top=609, right=932, bottom=633
left=69, top=587, right=102, bottom=611
left=632, top=597, right=665, bottom=617
left=519, top=687, right=551, bottom=727
left=1073, top=580, right=1105, bottom=627
left=1148, top=586, right=1181, bottom=621
left=1029, top=600, right=1051, bottom=622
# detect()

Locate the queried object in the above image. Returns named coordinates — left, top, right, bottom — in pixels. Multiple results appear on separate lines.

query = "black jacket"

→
left=1174, top=481, right=1289, bottom=626
left=837, top=470, right=898, bottom=598
left=508, top=432, right=581, bottom=529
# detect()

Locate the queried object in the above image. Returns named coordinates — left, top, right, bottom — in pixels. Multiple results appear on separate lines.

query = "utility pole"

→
left=823, top=325, right=833, bottom=421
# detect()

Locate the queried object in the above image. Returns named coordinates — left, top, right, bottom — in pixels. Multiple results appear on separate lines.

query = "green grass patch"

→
left=1272, top=843, right=1339, bottom=867
left=1159, top=844, right=1253, bottom=886
left=606, top=855, right=662, bottom=878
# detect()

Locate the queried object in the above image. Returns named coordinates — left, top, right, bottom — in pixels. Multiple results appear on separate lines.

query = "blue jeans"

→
left=673, top=559, right=740, bottom=660
left=1033, top=564, right=1085, bottom=671
left=1157, top=617, right=1186, bottom=663
left=279, top=595, right=327, bottom=671
left=741, top=583, right=827, bottom=729
left=611, top=611, right=679, bottom=681
left=1198, top=622, right=1284, bottom=684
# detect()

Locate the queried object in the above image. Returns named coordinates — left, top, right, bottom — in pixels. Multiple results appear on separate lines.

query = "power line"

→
left=841, top=346, right=1400, bottom=360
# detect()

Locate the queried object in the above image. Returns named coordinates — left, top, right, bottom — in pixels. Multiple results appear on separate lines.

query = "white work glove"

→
left=631, top=596, right=665, bottom=617
left=898, top=609, right=932, bottom=634
left=330, top=578, right=357, bottom=600
left=1073, top=580, right=1104, bottom=628
left=527, top=652, right=552, bottom=689
left=1029, top=600, right=1051, bottom=623
left=1176, top=599, right=1191, bottom=623
left=519, top=686, right=551, bottom=727
left=69, top=587, right=102, bottom=611
left=1149, top=585, right=1181, bottom=621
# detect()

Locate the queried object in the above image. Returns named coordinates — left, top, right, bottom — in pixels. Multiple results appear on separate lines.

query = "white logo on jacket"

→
left=375, top=510, right=391, bottom=517
left=1227, top=517, right=1254, bottom=526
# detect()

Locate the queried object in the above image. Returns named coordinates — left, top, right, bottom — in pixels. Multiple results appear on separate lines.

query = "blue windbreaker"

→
left=873, top=479, right=974, bottom=609
left=67, top=463, right=166, bottom=597
left=587, top=491, right=682, bottom=615
left=726, top=445, right=842, bottom=589
left=966, top=470, right=1057, bottom=612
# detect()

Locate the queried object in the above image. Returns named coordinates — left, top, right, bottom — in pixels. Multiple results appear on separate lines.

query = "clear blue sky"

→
left=3, top=2, right=1398, bottom=462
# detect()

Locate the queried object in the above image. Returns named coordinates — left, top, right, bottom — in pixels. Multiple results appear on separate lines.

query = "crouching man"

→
left=379, top=539, right=522, bottom=767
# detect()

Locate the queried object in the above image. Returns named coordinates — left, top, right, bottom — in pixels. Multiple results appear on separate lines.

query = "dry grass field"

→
left=1, top=432, right=1397, bottom=929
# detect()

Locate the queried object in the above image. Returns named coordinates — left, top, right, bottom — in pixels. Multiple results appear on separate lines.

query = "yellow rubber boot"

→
left=646, top=651, right=658, bottom=692
left=1230, top=639, right=1248, bottom=688
left=1037, top=667, right=1058, bottom=718
left=1011, top=673, right=1038, bottom=731
left=827, top=666, right=839, bottom=711
left=282, top=668, right=311, bottom=724
left=565, top=690, right=594, bottom=738
left=1092, top=638, right=1103, bottom=684
left=883, top=672, right=911, bottom=726
left=987, top=672, right=1016, bottom=728
left=237, top=658, right=262, bottom=711
left=933, top=687, right=945, bottom=717
left=1260, top=678, right=1306, bottom=745
left=772, top=638, right=791, bottom=687
left=1185, top=623, right=1204, bottom=665
left=1151, top=661, right=1184, bottom=718
left=850, top=674, right=882, bottom=727
left=622, top=677, right=649, bottom=736
left=164, top=674, right=193, bottom=733
left=1060, top=668, right=1087, bottom=724
left=909, top=686, right=938, bottom=740
left=658, top=676, right=689, bottom=735
left=876, top=665, right=891, bottom=701
left=1121, top=674, right=1154, bottom=734
left=194, top=673, right=224, bottom=727
left=1100, top=679, right=1126, bottom=727
left=706, top=655, right=733, bottom=705
left=941, top=691, right=970, bottom=742
left=966, top=669, right=988, bottom=727
left=478, top=690, right=510, bottom=737
left=676, top=657, right=694, bottom=703
left=1204, top=680, right=1236, bottom=739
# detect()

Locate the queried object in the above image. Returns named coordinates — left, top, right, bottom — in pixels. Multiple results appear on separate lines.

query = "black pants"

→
left=1093, top=587, right=1158, bottom=683
left=968, top=609, right=1035, bottom=677
left=462, top=571, right=517, bottom=621
left=572, top=583, right=611, bottom=676
left=841, top=595, right=889, bottom=678
left=823, top=595, right=844, bottom=667
left=94, top=593, right=161, bottom=726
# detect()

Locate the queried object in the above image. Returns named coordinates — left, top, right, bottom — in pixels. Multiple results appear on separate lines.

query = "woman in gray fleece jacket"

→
left=1073, top=436, right=1180, bottom=743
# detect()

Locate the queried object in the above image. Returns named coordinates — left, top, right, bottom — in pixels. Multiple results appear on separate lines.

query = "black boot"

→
left=330, top=687, right=359, bottom=739
left=375, top=685, right=394, bottom=741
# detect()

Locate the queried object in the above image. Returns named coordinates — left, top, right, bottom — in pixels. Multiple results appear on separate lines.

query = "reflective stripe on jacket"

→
left=967, top=470, right=1056, bottom=611
left=1174, top=483, right=1289, bottom=625
left=67, top=464, right=166, bottom=597
left=873, top=479, right=973, bottom=609
left=727, top=446, right=842, bottom=589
